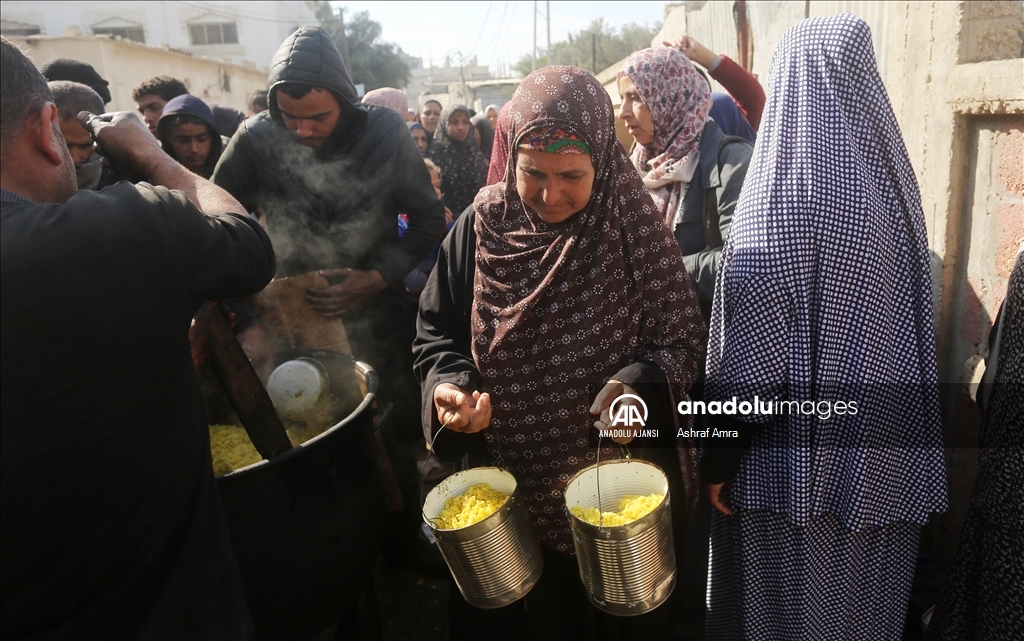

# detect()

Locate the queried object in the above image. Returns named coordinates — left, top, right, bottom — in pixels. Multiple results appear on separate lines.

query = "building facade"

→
left=1, top=1, right=319, bottom=70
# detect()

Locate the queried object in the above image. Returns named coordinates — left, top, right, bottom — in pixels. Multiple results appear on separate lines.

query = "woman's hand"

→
left=706, top=482, right=734, bottom=516
left=663, top=35, right=718, bottom=69
left=433, top=383, right=491, bottom=433
left=589, top=379, right=638, bottom=445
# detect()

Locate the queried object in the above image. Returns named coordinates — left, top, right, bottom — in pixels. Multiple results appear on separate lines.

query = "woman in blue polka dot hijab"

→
left=700, top=14, right=948, bottom=640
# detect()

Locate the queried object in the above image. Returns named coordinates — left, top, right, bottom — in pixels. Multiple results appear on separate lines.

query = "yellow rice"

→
left=434, top=483, right=510, bottom=530
left=208, top=422, right=330, bottom=476
left=570, top=493, right=664, bottom=526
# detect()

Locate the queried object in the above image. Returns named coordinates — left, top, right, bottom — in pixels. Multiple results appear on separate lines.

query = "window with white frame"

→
left=93, top=25, right=145, bottom=42
left=1, top=20, right=41, bottom=36
left=91, top=18, right=145, bottom=43
left=189, top=22, right=238, bottom=45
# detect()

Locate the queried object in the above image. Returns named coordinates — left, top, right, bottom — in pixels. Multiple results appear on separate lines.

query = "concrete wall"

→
left=652, top=2, right=893, bottom=91
left=9, top=35, right=269, bottom=115
left=887, top=0, right=1023, bottom=559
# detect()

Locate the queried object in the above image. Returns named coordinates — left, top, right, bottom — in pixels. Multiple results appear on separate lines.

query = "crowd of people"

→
left=1, top=11, right=1019, bottom=641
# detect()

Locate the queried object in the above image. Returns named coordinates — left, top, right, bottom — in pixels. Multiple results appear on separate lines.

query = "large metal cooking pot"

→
left=214, top=350, right=381, bottom=641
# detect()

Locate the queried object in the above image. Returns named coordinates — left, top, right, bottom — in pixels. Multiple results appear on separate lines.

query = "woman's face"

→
left=486, top=107, right=499, bottom=129
left=411, top=128, right=429, bottom=155
left=473, top=125, right=482, bottom=148
left=447, top=112, right=471, bottom=142
left=420, top=102, right=442, bottom=133
left=515, top=148, right=595, bottom=224
left=616, top=75, right=654, bottom=145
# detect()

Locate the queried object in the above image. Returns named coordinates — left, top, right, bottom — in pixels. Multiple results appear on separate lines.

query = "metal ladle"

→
left=205, top=303, right=292, bottom=459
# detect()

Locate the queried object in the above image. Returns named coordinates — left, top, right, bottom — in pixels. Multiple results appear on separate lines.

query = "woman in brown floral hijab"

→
left=414, top=65, right=705, bottom=639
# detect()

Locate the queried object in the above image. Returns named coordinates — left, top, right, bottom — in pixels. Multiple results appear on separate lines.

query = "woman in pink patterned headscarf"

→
left=361, top=87, right=408, bottom=115
left=619, top=47, right=711, bottom=221
left=618, top=47, right=753, bottom=638
left=619, top=46, right=753, bottom=323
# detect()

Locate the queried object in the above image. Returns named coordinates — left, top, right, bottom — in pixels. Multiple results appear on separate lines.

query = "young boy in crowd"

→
left=132, top=76, right=187, bottom=136
left=47, top=80, right=106, bottom=190
left=157, top=95, right=224, bottom=179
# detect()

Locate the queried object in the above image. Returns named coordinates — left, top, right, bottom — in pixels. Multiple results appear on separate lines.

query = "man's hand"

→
left=433, top=383, right=491, bottom=434
left=77, top=111, right=166, bottom=178
left=80, top=110, right=249, bottom=219
left=663, top=35, right=718, bottom=69
left=589, top=379, right=638, bottom=445
left=706, top=482, right=733, bottom=516
left=305, top=268, right=387, bottom=317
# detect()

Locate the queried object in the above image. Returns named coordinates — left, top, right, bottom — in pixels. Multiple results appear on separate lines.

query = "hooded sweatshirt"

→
left=158, top=94, right=224, bottom=179
left=212, top=26, right=445, bottom=284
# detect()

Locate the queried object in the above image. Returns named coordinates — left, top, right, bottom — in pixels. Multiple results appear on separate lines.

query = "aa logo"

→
left=609, top=394, right=648, bottom=428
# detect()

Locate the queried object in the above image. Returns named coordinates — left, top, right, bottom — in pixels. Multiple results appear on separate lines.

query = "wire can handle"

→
left=592, top=435, right=632, bottom=528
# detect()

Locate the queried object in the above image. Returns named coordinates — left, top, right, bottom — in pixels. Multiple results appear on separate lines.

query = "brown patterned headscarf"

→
left=471, top=66, right=705, bottom=551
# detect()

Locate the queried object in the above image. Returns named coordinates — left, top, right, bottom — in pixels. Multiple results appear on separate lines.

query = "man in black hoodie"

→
left=158, top=94, right=224, bottom=179
left=212, top=27, right=446, bottom=568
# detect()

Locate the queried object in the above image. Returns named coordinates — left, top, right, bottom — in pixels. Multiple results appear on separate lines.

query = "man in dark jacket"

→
left=212, top=27, right=447, bottom=569
left=1, top=37, right=274, bottom=639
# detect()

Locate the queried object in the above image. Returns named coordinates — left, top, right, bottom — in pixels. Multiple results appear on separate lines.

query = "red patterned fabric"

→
left=470, top=66, right=705, bottom=551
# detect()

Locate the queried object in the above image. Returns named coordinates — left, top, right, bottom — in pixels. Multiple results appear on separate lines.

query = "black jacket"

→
left=674, top=120, right=753, bottom=321
left=1, top=185, right=273, bottom=640
left=212, top=26, right=445, bottom=285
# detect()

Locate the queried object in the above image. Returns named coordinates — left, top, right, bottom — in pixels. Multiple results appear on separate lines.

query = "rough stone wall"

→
left=887, top=0, right=1022, bottom=560
left=959, top=0, right=1024, bottom=63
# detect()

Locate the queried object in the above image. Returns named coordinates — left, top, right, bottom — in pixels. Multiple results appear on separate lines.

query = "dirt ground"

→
left=311, top=555, right=448, bottom=641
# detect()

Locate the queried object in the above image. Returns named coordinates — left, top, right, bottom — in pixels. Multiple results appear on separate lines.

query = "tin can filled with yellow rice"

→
left=422, top=467, right=543, bottom=608
left=564, top=458, right=675, bottom=616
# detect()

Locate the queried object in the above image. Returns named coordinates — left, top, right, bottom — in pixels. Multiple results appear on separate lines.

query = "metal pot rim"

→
left=422, top=466, right=519, bottom=534
left=215, top=359, right=377, bottom=480
left=564, top=458, right=670, bottom=533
